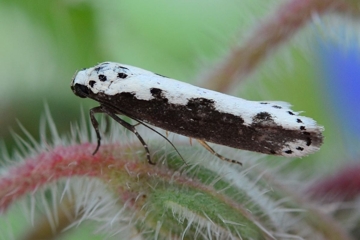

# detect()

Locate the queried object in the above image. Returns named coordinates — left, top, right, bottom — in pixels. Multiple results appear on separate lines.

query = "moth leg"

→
left=101, top=108, right=155, bottom=165
left=130, top=119, right=187, bottom=165
left=89, top=106, right=104, bottom=155
left=196, top=140, right=242, bottom=166
left=103, top=115, right=111, bottom=135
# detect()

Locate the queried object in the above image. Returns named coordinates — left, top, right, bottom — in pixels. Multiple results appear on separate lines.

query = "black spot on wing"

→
left=98, top=74, right=107, bottom=82
left=254, top=112, right=273, bottom=121
left=150, top=88, right=168, bottom=103
left=260, top=102, right=269, bottom=105
left=252, top=112, right=274, bottom=124
left=89, top=80, right=96, bottom=87
left=150, top=88, right=162, bottom=97
left=297, top=118, right=303, bottom=123
left=272, top=105, right=282, bottom=109
left=287, top=111, right=295, bottom=115
left=300, top=126, right=306, bottom=130
left=306, top=137, right=312, bottom=146
left=284, top=150, right=293, bottom=154
left=296, top=147, right=304, bottom=151
left=117, top=73, right=128, bottom=79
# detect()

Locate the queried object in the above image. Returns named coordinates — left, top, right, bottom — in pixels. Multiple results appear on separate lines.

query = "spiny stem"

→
left=0, top=144, right=128, bottom=212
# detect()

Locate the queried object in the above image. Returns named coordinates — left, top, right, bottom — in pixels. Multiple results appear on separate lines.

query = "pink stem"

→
left=307, top=163, right=360, bottom=201
left=0, top=144, right=135, bottom=212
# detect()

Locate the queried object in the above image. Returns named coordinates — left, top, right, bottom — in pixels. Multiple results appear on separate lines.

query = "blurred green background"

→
left=0, top=0, right=356, bottom=239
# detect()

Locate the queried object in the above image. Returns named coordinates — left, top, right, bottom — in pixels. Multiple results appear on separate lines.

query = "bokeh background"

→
left=0, top=1, right=359, bottom=239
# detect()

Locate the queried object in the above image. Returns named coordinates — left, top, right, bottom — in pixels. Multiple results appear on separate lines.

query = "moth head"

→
left=71, top=68, right=91, bottom=98
left=71, top=84, right=90, bottom=98
left=71, top=62, right=146, bottom=98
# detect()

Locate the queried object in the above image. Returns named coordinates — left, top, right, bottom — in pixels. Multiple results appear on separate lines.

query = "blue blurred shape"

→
left=320, top=41, right=360, bottom=139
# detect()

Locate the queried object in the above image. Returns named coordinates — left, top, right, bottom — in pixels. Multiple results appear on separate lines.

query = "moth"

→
left=71, top=62, right=324, bottom=165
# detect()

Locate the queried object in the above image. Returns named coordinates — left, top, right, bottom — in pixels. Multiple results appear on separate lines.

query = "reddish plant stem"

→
left=199, top=0, right=354, bottom=93
left=258, top=168, right=354, bottom=240
left=307, top=163, right=360, bottom=201
left=0, top=144, right=133, bottom=212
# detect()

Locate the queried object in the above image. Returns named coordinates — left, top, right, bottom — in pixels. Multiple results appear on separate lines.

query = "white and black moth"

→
left=71, top=62, right=324, bottom=165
